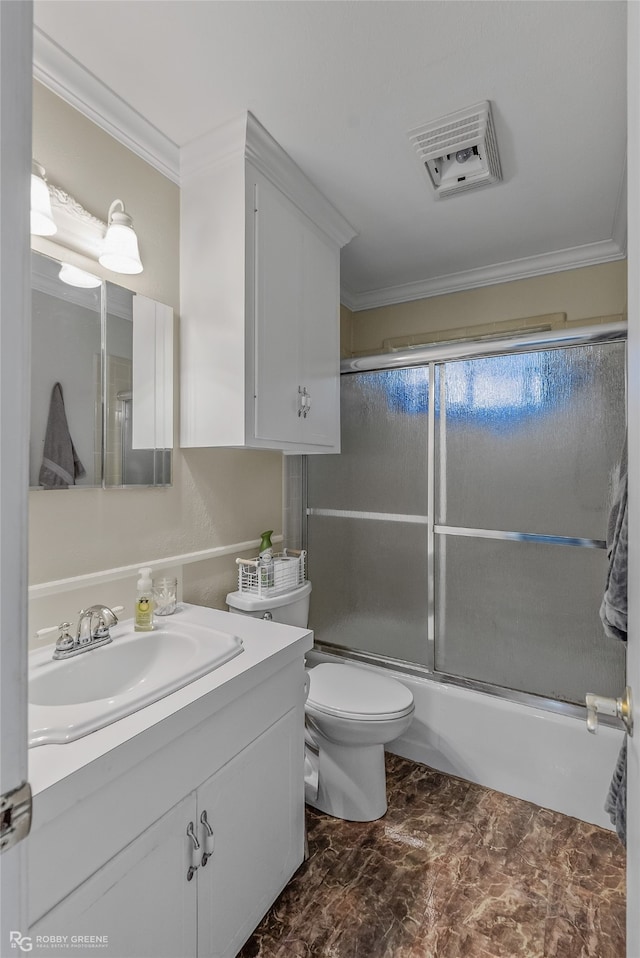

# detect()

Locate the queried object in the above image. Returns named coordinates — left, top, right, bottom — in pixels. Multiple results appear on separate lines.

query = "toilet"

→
left=226, top=580, right=415, bottom=822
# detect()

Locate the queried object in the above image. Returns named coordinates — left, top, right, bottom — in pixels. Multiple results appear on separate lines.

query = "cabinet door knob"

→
left=200, top=810, right=215, bottom=866
left=186, top=821, right=200, bottom=880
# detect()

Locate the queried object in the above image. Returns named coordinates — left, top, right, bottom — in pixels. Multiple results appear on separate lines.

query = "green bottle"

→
left=259, top=530, right=273, bottom=560
left=259, top=530, right=274, bottom=587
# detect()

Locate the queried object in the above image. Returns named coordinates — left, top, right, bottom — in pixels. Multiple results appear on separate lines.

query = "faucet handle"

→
left=54, top=623, right=75, bottom=652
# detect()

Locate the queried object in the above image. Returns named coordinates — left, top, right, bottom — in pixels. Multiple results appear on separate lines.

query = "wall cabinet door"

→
left=299, top=219, right=341, bottom=449
left=30, top=795, right=198, bottom=958
left=253, top=173, right=340, bottom=452
left=196, top=707, right=304, bottom=958
left=253, top=176, right=305, bottom=446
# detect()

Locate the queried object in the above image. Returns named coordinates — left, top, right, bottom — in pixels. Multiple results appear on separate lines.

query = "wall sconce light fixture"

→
left=30, top=164, right=144, bottom=278
left=98, top=199, right=143, bottom=275
left=31, top=160, right=57, bottom=236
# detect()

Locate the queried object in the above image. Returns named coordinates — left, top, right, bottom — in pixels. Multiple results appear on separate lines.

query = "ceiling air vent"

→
left=408, top=100, right=502, bottom=199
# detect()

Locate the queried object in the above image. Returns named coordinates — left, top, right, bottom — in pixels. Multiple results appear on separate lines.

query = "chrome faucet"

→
left=52, top=605, right=121, bottom=660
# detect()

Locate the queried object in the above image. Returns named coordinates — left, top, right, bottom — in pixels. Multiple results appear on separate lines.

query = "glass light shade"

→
left=98, top=199, right=143, bottom=274
left=30, top=162, right=57, bottom=236
left=59, top=263, right=102, bottom=289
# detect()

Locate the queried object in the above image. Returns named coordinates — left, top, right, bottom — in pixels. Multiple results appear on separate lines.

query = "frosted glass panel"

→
left=307, top=515, right=429, bottom=665
left=435, top=343, right=626, bottom=538
left=307, top=368, right=429, bottom=515
left=435, top=534, right=625, bottom=704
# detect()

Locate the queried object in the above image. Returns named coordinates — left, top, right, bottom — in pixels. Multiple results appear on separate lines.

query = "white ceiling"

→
left=33, top=0, right=627, bottom=310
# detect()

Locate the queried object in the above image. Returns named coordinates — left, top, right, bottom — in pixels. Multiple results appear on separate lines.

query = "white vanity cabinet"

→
left=28, top=616, right=311, bottom=958
left=197, top=707, right=300, bottom=957
left=180, top=111, right=355, bottom=453
left=30, top=796, right=197, bottom=958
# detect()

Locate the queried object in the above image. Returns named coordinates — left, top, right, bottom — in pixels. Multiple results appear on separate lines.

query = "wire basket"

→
left=236, top=549, right=306, bottom=598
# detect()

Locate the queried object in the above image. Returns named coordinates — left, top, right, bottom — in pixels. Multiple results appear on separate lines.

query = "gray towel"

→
left=600, top=444, right=627, bottom=845
left=600, top=445, right=627, bottom=643
left=605, top=738, right=627, bottom=846
left=38, top=382, right=86, bottom=489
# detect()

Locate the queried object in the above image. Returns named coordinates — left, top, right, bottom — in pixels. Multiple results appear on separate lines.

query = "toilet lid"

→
left=306, top=664, right=414, bottom=721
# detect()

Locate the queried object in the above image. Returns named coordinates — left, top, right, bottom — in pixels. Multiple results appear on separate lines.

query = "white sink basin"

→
left=29, top=619, right=243, bottom=747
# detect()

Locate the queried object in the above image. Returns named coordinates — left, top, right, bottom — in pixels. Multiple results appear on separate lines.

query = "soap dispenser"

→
left=135, top=567, right=154, bottom=632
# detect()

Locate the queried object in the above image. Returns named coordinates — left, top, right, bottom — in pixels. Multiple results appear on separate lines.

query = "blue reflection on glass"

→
left=359, top=367, right=429, bottom=416
left=439, top=350, right=588, bottom=431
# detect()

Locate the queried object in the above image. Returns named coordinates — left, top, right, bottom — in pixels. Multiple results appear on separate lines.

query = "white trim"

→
left=28, top=536, right=284, bottom=599
left=33, top=28, right=180, bottom=185
left=244, top=113, right=356, bottom=248
left=342, top=237, right=626, bottom=312
left=181, top=111, right=357, bottom=249
left=340, top=285, right=358, bottom=311
left=179, top=114, right=248, bottom=182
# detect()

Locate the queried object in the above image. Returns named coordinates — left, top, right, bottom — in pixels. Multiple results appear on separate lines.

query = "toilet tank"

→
left=226, top=581, right=311, bottom=627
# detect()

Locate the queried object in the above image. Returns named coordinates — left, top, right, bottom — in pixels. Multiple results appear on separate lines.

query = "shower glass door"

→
left=306, top=367, right=431, bottom=665
left=306, top=338, right=626, bottom=707
left=434, top=343, right=626, bottom=704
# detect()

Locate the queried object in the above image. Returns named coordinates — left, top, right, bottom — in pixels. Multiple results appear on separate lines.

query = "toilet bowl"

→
left=305, top=663, right=414, bottom=822
left=226, top=579, right=414, bottom=823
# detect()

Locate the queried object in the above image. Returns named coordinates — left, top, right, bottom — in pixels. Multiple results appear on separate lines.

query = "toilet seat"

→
left=306, top=663, right=414, bottom=722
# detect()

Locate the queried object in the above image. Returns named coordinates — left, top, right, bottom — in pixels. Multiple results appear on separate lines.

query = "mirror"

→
left=30, top=251, right=173, bottom=489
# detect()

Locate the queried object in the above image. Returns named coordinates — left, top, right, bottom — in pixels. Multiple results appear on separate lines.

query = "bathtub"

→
left=306, top=648, right=623, bottom=829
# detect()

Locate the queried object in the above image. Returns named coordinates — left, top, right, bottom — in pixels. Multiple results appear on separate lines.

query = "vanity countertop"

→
left=28, top=603, right=313, bottom=812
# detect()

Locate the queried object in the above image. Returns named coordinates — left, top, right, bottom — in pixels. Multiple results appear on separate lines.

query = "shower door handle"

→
left=585, top=686, right=633, bottom=736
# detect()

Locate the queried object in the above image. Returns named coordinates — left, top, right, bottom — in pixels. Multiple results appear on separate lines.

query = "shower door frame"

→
left=303, top=320, right=627, bottom=724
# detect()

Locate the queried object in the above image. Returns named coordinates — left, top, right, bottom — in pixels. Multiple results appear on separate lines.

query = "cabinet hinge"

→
left=0, top=781, right=32, bottom=854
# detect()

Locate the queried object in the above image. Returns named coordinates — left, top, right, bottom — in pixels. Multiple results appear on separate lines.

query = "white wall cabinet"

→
left=29, top=652, right=308, bottom=958
left=180, top=112, right=355, bottom=453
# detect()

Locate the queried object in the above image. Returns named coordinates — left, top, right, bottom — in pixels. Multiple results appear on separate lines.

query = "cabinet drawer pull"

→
left=200, top=810, right=214, bottom=866
left=186, top=821, right=200, bottom=880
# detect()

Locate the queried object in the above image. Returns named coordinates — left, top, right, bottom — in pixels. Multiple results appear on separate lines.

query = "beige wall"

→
left=339, top=303, right=353, bottom=358
left=347, top=260, right=627, bottom=355
left=30, top=83, right=282, bottom=625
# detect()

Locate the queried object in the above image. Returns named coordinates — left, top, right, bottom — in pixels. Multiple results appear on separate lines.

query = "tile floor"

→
left=240, top=754, right=626, bottom=958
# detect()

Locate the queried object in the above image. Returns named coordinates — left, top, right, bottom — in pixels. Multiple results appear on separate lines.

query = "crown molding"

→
left=182, top=111, right=357, bottom=248
left=33, top=28, right=180, bottom=185
left=341, top=237, right=627, bottom=312
left=244, top=113, right=357, bottom=248
left=180, top=114, right=249, bottom=182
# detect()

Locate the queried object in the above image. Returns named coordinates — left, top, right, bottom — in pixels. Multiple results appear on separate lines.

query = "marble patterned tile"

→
left=543, top=880, right=626, bottom=958
left=547, top=816, right=626, bottom=897
left=412, top=884, right=548, bottom=958
left=455, top=788, right=563, bottom=894
left=239, top=755, right=626, bottom=958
